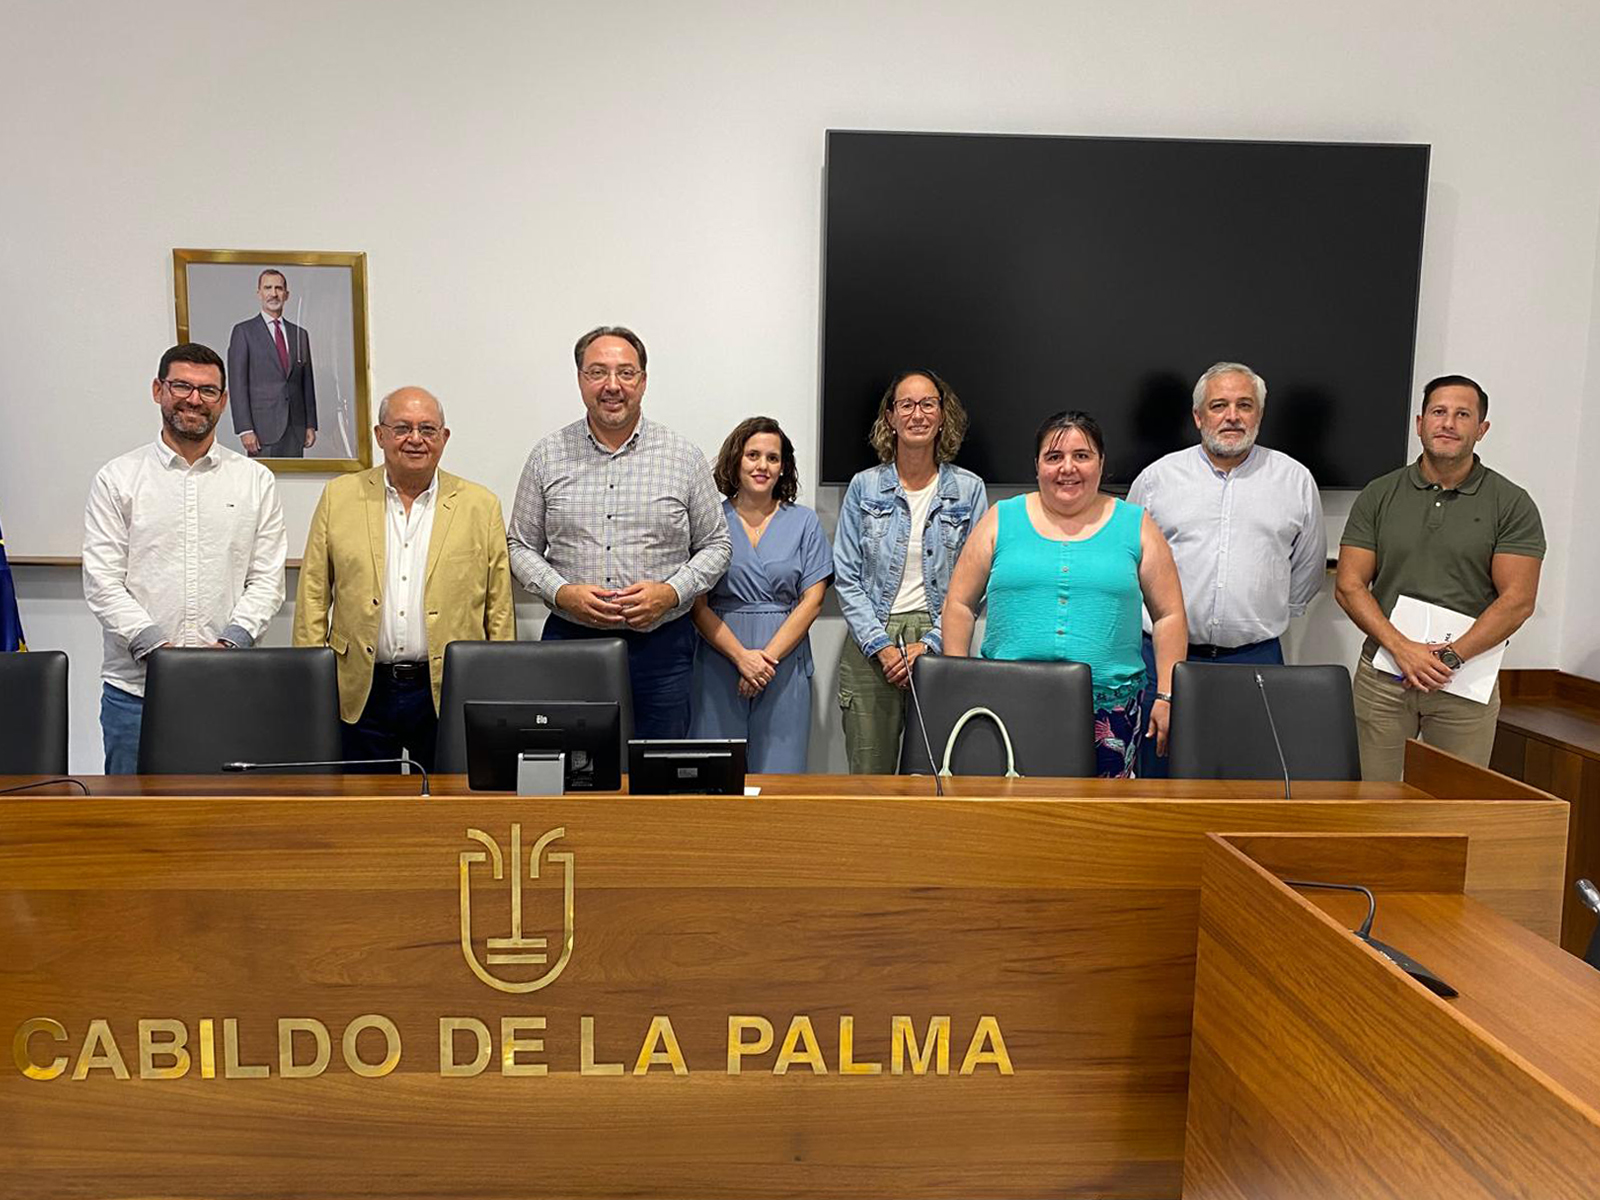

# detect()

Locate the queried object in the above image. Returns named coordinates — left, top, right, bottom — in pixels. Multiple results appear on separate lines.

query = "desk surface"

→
left=1305, top=889, right=1600, bottom=1115
left=2, top=772, right=1436, bottom=800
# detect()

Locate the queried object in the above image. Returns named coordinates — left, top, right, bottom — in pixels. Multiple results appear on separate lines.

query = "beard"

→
left=1200, top=426, right=1257, bottom=461
left=163, top=405, right=219, bottom=442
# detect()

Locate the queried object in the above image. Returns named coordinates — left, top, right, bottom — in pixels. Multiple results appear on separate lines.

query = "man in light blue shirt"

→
left=1127, top=361, right=1325, bottom=776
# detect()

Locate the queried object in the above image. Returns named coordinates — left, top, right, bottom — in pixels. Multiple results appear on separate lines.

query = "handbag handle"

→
left=940, top=706, right=1021, bottom=778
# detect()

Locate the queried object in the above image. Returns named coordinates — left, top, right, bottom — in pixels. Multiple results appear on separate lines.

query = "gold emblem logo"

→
left=459, top=824, right=574, bottom=993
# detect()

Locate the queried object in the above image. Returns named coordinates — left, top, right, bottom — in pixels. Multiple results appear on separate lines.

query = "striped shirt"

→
left=508, top=416, right=732, bottom=631
left=1127, top=443, right=1325, bottom=648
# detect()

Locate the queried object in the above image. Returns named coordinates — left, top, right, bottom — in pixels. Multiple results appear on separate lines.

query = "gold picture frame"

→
left=174, top=248, right=372, bottom=474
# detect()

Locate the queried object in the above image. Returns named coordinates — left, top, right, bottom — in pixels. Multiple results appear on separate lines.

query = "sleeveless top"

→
left=980, top=494, right=1146, bottom=707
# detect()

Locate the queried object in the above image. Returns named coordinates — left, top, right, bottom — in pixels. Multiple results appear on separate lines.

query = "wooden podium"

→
left=0, top=743, right=1575, bottom=1198
left=1185, top=832, right=1600, bottom=1199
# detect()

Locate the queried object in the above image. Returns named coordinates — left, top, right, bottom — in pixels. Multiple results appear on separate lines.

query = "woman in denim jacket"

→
left=832, top=370, right=988, bottom=773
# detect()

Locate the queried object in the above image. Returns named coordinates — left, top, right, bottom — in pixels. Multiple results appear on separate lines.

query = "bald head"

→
left=378, top=386, right=445, bottom=427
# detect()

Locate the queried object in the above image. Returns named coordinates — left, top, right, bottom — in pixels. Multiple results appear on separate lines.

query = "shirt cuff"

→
left=860, top=634, right=891, bottom=658
left=660, top=571, right=695, bottom=609
left=129, top=625, right=168, bottom=661
left=921, top=630, right=943, bottom=654
left=219, top=623, right=255, bottom=649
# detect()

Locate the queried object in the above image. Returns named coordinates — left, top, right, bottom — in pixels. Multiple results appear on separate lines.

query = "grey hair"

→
left=377, top=388, right=446, bottom=427
left=1192, top=361, right=1267, bottom=412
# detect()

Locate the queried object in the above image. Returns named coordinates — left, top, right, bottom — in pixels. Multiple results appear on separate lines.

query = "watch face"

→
left=1439, top=647, right=1463, bottom=669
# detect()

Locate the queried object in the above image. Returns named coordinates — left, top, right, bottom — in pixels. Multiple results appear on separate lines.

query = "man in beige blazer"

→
left=294, top=386, right=515, bottom=769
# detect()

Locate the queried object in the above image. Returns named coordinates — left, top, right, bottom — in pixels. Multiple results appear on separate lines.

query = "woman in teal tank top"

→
left=943, top=412, right=1188, bottom=777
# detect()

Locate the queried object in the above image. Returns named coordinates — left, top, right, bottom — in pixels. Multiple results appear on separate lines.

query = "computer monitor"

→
left=463, top=700, right=622, bottom=792
left=628, top=739, right=747, bottom=795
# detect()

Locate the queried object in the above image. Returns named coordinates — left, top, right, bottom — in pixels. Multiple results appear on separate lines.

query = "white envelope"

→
left=1371, top=595, right=1504, bottom=704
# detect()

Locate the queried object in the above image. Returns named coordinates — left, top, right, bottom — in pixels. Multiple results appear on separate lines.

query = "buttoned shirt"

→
left=376, top=472, right=438, bottom=664
left=1340, top=455, right=1545, bottom=660
left=507, top=416, right=732, bottom=631
left=83, top=437, right=287, bottom=695
left=1127, top=444, right=1324, bottom=648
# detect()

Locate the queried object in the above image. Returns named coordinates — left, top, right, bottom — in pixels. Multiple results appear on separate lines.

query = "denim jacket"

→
left=832, top=461, right=988, bottom=657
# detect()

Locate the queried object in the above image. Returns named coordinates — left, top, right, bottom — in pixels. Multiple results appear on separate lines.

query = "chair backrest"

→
left=137, top=647, right=341, bottom=773
left=0, top=650, right=69, bottom=774
left=1167, top=662, right=1361, bottom=782
left=899, top=656, right=1097, bottom=778
left=434, top=640, right=634, bottom=774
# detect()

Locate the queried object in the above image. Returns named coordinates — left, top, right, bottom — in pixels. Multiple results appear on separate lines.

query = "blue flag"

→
left=0, top=515, right=24, bottom=652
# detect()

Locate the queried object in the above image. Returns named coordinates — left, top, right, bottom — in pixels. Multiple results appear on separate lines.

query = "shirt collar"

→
left=1194, top=441, right=1261, bottom=479
left=1407, top=453, right=1486, bottom=494
left=879, top=461, right=949, bottom=495
left=384, top=470, right=439, bottom=502
left=584, top=414, right=646, bottom=457
left=259, top=311, right=285, bottom=329
left=153, top=435, right=221, bottom=471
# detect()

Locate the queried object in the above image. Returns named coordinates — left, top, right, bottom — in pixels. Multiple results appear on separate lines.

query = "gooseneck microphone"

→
left=1284, top=878, right=1458, bottom=998
left=223, top=758, right=431, bottom=796
left=897, top=631, right=943, bottom=797
left=1254, top=670, right=1291, bottom=801
left=0, top=777, right=91, bottom=796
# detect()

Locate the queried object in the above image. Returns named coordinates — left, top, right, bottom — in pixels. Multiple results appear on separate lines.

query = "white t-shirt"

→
left=891, top=479, right=938, bottom=614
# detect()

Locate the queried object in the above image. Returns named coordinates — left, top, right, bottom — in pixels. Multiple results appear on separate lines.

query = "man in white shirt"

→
left=83, top=343, right=288, bottom=772
left=1126, top=361, right=1325, bottom=776
left=293, top=387, right=515, bottom=769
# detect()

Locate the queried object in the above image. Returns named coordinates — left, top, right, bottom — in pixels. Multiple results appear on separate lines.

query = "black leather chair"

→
left=1166, top=662, right=1361, bottom=782
left=0, top=650, right=70, bottom=774
left=137, top=647, right=341, bottom=773
left=898, top=656, right=1097, bottom=778
left=434, top=640, right=634, bottom=775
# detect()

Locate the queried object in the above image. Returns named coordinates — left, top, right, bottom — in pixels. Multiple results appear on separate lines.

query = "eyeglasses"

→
left=162, top=379, right=223, bottom=402
left=893, top=397, right=940, bottom=415
left=581, top=365, right=643, bottom=384
left=380, top=422, right=443, bottom=441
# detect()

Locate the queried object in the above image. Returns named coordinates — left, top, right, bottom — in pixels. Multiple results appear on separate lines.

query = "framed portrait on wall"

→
left=173, top=248, right=372, bottom=473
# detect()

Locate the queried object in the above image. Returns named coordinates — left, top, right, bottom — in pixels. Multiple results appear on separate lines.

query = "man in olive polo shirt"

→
left=1335, top=374, right=1544, bottom=780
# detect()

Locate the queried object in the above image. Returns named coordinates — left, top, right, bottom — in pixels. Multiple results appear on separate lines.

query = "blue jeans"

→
left=1139, top=634, right=1284, bottom=779
left=543, top=612, right=696, bottom=740
left=100, top=682, right=144, bottom=774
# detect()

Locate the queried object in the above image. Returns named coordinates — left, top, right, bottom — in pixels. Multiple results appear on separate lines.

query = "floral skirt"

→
left=1093, top=688, right=1148, bottom=779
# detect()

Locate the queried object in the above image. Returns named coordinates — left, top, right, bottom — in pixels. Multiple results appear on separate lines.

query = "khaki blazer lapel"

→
left=425, top=471, right=460, bottom=587
left=363, top=469, right=387, bottom=584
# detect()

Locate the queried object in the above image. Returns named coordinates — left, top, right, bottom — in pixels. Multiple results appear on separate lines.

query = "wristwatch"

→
left=1437, top=645, right=1464, bottom=670
left=1154, top=691, right=1173, bottom=704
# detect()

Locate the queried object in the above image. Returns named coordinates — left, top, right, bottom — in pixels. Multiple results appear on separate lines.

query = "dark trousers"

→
left=543, top=612, right=695, bottom=740
left=341, top=665, right=438, bottom=771
left=251, top=424, right=308, bottom=457
left=1139, top=634, right=1284, bottom=779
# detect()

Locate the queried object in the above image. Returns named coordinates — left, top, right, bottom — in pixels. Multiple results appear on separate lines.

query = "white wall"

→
left=4, top=1, right=1597, bottom=770
left=1559, top=200, right=1600, bottom=678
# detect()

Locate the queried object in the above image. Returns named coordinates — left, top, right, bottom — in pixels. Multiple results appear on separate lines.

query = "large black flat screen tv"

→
left=820, top=131, right=1430, bottom=489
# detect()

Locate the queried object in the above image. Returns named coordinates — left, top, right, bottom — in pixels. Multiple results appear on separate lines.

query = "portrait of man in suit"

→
left=227, top=268, right=319, bottom=457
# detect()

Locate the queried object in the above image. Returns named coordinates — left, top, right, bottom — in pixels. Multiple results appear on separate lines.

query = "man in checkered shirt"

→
left=508, top=326, right=731, bottom=738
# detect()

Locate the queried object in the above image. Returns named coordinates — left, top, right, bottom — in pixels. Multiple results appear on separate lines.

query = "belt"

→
left=1187, top=639, right=1272, bottom=659
left=376, top=661, right=428, bottom=683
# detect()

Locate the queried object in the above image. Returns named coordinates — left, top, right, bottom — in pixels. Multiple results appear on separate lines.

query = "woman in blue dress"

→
left=689, top=417, right=833, bottom=773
